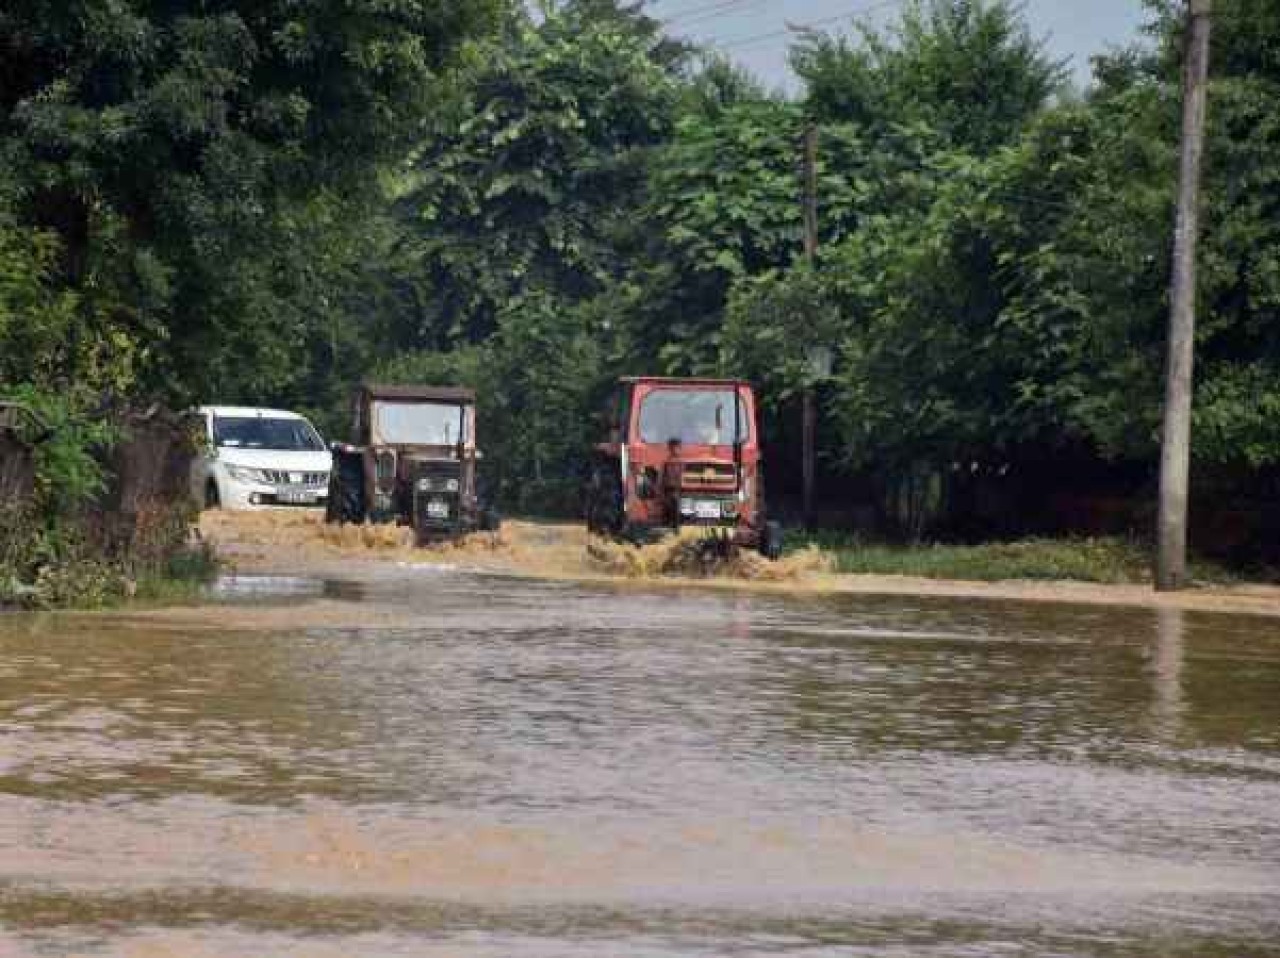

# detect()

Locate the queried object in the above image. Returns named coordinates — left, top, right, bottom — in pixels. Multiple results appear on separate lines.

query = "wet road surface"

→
left=2, top=570, right=1279, bottom=956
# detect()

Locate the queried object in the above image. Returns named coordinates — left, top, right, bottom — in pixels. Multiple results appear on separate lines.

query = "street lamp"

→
left=805, top=345, right=833, bottom=380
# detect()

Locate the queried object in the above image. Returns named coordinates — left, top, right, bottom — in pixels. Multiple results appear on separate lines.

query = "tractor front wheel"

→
left=586, top=463, right=625, bottom=537
left=760, top=521, right=784, bottom=561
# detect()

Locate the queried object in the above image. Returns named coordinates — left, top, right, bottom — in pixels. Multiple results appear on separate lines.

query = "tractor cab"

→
left=587, top=377, right=781, bottom=558
left=326, top=384, right=497, bottom=543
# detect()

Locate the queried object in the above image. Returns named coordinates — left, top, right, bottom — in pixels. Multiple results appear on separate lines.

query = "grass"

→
left=787, top=532, right=1234, bottom=586
left=129, top=545, right=222, bottom=605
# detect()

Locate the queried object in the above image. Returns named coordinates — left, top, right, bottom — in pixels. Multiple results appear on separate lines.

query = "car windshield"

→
left=637, top=389, right=750, bottom=445
left=214, top=416, right=324, bottom=451
left=373, top=402, right=468, bottom=445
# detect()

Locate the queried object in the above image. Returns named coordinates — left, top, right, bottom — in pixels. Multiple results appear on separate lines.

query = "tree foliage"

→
left=0, top=0, right=505, bottom=399
left=392, top=6, right=679, bottom=346
left=792, top=0, right=1066, bottom=152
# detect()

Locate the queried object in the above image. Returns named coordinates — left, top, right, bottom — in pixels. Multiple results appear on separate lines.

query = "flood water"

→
left=2, top=570, right=1279, bottom=956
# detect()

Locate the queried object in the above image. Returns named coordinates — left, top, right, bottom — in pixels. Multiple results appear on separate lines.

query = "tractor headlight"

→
left=417, top=477, right=460, bottom=494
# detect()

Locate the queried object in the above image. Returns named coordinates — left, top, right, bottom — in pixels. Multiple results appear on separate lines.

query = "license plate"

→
left=694, top=500, right=723, bottom=520
left=426, top=500, right=450, bottom=519
left=277, top=489, right=317, bottom=505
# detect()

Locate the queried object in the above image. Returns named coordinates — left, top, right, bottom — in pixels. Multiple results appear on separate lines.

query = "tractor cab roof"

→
left=619, top=377, right=748, bottom=388
left=360, top=384, right=476, bottom=404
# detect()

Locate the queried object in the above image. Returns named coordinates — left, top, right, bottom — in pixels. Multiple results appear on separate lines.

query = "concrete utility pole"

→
left=802, top=123, right=819, bottom=531
left=1156, top=0, right=1213, bottom=592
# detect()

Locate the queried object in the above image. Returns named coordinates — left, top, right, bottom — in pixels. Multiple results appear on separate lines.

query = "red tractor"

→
left=586, top=377, right=783, bottom=559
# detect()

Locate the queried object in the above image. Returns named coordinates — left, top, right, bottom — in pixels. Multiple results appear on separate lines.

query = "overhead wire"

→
left=659, top=0, right=766, bottom=27
left=706, top=0, right=905, bottom=51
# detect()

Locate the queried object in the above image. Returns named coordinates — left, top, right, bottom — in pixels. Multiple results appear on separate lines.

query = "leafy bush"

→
left=0, top=501, right=216, bottom=610
left=2, top=387, right=118, bottom=515
left=0, top=395, right=215, bottom=610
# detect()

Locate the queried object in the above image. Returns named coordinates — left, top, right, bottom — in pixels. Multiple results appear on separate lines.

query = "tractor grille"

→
left=679, top=462, right=738, bottom=492
left=261, top=470, right=328, bottom=487
left=413, top=460, right=465, bottom=530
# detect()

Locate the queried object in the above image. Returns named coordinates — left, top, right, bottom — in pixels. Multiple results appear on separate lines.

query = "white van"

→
left=191, top=406, right=332, bottom=510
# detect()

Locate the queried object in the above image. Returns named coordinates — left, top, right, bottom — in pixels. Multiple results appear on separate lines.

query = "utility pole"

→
left=1156, top=0, right=1212, bottom=592
left=803, top=124, right=819, bottom=261
left=802, top=123, right=819, bottom=532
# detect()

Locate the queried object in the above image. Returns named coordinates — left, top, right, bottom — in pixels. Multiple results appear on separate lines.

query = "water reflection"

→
left=1, top=578, right=1278, bottom=957
left=1151, top=608, right=1186, bottom=742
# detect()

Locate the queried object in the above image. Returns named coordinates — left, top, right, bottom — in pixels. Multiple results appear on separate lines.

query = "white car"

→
left=191, top=406, right=332, bottom=510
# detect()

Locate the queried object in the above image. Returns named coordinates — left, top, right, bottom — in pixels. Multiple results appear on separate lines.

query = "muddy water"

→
left=2, top=572, right=1279, bottom=957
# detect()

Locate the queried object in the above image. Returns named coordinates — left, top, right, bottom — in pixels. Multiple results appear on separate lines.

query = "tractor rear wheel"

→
left=327, top=451, right=367, bottom=524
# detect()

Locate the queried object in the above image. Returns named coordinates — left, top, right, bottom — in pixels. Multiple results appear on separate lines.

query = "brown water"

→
left=2, top=570, right=1279, bottom=957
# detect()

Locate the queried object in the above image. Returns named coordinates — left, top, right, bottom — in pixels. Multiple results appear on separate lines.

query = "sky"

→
left=647, top=0, right=1151, bottom=90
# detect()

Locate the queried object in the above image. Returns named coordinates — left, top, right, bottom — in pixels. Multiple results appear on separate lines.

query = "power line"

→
left=708, top=0, right=903, bottom=52
left=715, top=0, right=900, bottom=51
left=660, top=0, right=764, bottom=27
left=676, top=1, right=772, bottom=30
left=654, top=0, right=756, bottom=25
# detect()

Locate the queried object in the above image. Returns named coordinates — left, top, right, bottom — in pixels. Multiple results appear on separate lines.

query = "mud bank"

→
left=196, top=510, right=1280, bottom=619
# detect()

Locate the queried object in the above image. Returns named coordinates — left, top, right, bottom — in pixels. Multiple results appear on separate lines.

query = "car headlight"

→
left=417, top=477, right=432, bottom=493
left=226, top=465, right=265, bottom=484
left=680, top=498, right=696, bottom=516
left=444, top=478, right=460, bottom=493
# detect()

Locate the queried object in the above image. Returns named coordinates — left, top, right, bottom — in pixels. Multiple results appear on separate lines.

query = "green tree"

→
left=0, top=167, right=139, bottom=399
left=0, top=0, right=505, bottom=400
left=1000, top=1, right=1280, bottom=472
left=631, top=100, right=872, bottom=373
left=793, top=0, right=1065, bottom=153
left=392, top=7, right=679, bottom=347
